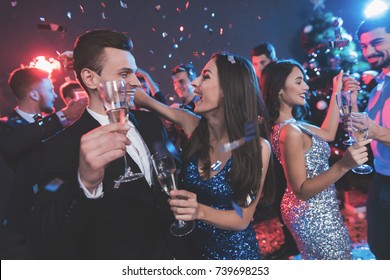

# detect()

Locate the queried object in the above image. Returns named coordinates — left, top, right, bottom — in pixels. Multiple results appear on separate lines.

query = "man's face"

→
left=172, top=71, right=194, bottom=99
left=37, top=78, right=57, bottom=114
left=98, top=48, right=141, bottom=108
left=360, top=27, right=390, bottom=70
left=252, top=54, right=273, bottom=79
left=99, top=47, right=140, bottom=86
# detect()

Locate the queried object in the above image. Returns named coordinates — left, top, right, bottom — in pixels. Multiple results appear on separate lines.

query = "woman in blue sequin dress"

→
left=136, top=53, right=274, bottom=259
left=261, top=59, right=371, bottom=259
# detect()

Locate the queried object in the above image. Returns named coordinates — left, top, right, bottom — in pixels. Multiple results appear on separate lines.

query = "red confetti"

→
left=180, top=26, right=184, bottom=32
left=79, top=5, right=85, bottom=13
left=185, top=1, right=190, bottom=9
left=155, top=5, right=161, bottom=12
left=176, top=7, right=182, bottom=13
left=219, top=28, right=224, bottom=35
left=101, top=2, right=106, bottom=8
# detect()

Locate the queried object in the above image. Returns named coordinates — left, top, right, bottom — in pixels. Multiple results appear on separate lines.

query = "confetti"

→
left=211, top=160, right=222, bottom=171
left=39, top=17, right=45, bottom=21
left=37, top=23, right=67, bottom=32
left=102, top=11, right=107, bottom=19
left=173, top=43, right=178, bottom=49
left=66, top=11, right=72, bottom=19
left=11, top=1, right=17, bottom=7
left=120, top=0, right=128, bottom=8
left=162, top=32, right=168, bottom=38
left=219, top=28, right=224, bottom=35
left=155, top=4, right=161, bottom=12
left=211, top=12, right=215, bottom=17
left=176, top=7, right=182, bottom=13
left=185, top=1, right=190, bottom=9
left=232, top=201, right=243, bottom=218
left=101, top=2, right=106, bottom=8
left=179, top=26, right=184, bottom=32
left=44, top=178, right=64, bottom=193
left=79, top=5, right=84, bottom=13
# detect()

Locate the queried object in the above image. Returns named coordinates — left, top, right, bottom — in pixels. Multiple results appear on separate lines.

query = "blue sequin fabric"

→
left=272, top=119, right=351, bottom=260
left=180, top=157, right=261, bottom=260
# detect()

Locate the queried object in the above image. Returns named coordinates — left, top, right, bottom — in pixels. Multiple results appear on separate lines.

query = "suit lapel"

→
left=6, top=110, right=29, bottom=127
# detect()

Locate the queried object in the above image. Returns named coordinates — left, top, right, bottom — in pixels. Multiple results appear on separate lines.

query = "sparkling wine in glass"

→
left=335, top=91, right=355, bottom=146
left=99, top=80, right=144, bottom=187
left=151, top=152, right=195, bottom=237
left=350, top=112, right=373, bottom=175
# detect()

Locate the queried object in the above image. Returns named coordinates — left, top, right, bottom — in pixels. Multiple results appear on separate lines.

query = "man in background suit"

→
left=28, top=29, right=190, bottom=259
left=0, top=67, right=86, bottom=259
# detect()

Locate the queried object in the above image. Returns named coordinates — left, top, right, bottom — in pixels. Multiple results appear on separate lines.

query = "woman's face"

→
left=192, top=58, right=224, bottom=116
left=279, top=66, right=309, bottom=108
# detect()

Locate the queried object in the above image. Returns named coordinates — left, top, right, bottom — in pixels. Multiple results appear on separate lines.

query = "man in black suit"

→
left=28, top=29, right=191, bottom=259
left=0, top=68, right=86, bottom=259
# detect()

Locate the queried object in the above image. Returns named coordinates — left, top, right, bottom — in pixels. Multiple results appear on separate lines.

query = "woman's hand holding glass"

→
left=151, top=152, right=195, bottom=237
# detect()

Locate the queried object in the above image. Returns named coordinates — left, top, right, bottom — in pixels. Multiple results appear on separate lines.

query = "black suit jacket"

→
left=0, top=111, right=63, bottom=233
left=28, top=110, right=191, bottom=260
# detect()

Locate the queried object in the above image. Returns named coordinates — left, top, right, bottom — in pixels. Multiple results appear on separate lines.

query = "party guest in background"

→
left=59, top=80, right=88, bottom=105
left=251, top=42, right=277, bottom=81
left=0, top=67, right=85, bottom=259
left=136, top=68, right=167, bottom=105
left=28, top=29, right=190, bottom=260
left=262, top=59, right=370, bottom=259
left=136, top=52, right=274, bottom=259
left=355, top=11, right=390, bottom=260
left=167, top=63, right=198, bottom=152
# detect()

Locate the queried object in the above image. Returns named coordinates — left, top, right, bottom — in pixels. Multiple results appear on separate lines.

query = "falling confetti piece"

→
left=120, top=0, right=128, bottom=8
left=211, top=12, right=215, bottom=17
left=173, top=44, right=178, bottom=49
left=161, top=15, right=166, bottom=19
left=102, top=11, right=107, bottom=19
left=67, top=11, right=72, bottom=19
left=228, top=23, right=233, bottom=28
left=101, top=2, right=106, bottom=8
left=152, top=27, right=156, bottom=32
left=168, top=53, right=172, bottom=58
left=179, top=26, right=184, bottom=32
left=179, top=36, right=184, bottom=41
left=39, top=17, right=45, bottom=21
left=149, top=50, right=154, bottom=54
left=44, top=178, right=64, bottom=193
left=204, top=6, right=208, bottom=11
left=219, top=28, right=224, bottom=35
left=185, top=1, right=190, bottom=9
left=176, top=7, right=181, bottom=13
left=11, top=1, right=17, bottom=7
left=162, top=32, right=168, bottom=38
left=37, top=23, right=67, bottom=32
left=155, top=4, right=161, bottom=12
left=232, top=201, right=243, bottom=218
left=79, top=5, right=84, bottom=13
left=163, top=65, right=167, bottom=69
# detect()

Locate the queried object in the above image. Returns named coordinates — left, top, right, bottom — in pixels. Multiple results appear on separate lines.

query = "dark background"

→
left=0, top=0, right=369, bottom=116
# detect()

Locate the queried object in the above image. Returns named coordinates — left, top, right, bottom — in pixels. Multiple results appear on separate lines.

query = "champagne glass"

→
left=151, top=152, right=195, bottom=237
left=99, top=80, right=144, bottom=187
left=335, top=91, right=354, bottom=145
left=350, top=112, right=373, bottom=175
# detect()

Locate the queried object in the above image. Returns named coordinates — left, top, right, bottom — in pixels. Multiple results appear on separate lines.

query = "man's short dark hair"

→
left=73, top=29, right=133, bottom=91
left=356, top=10, right=390, bottom=40
left=171, top=63, right=197, bottom=81
left=8, top=67, right=49, bottom=100
left=251, top=42, right=277, bottom=60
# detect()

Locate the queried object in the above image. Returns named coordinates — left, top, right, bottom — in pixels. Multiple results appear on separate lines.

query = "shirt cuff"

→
left=78, top=172, right=104, bottom=199
left=56, top=111, right=68, bottom=127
